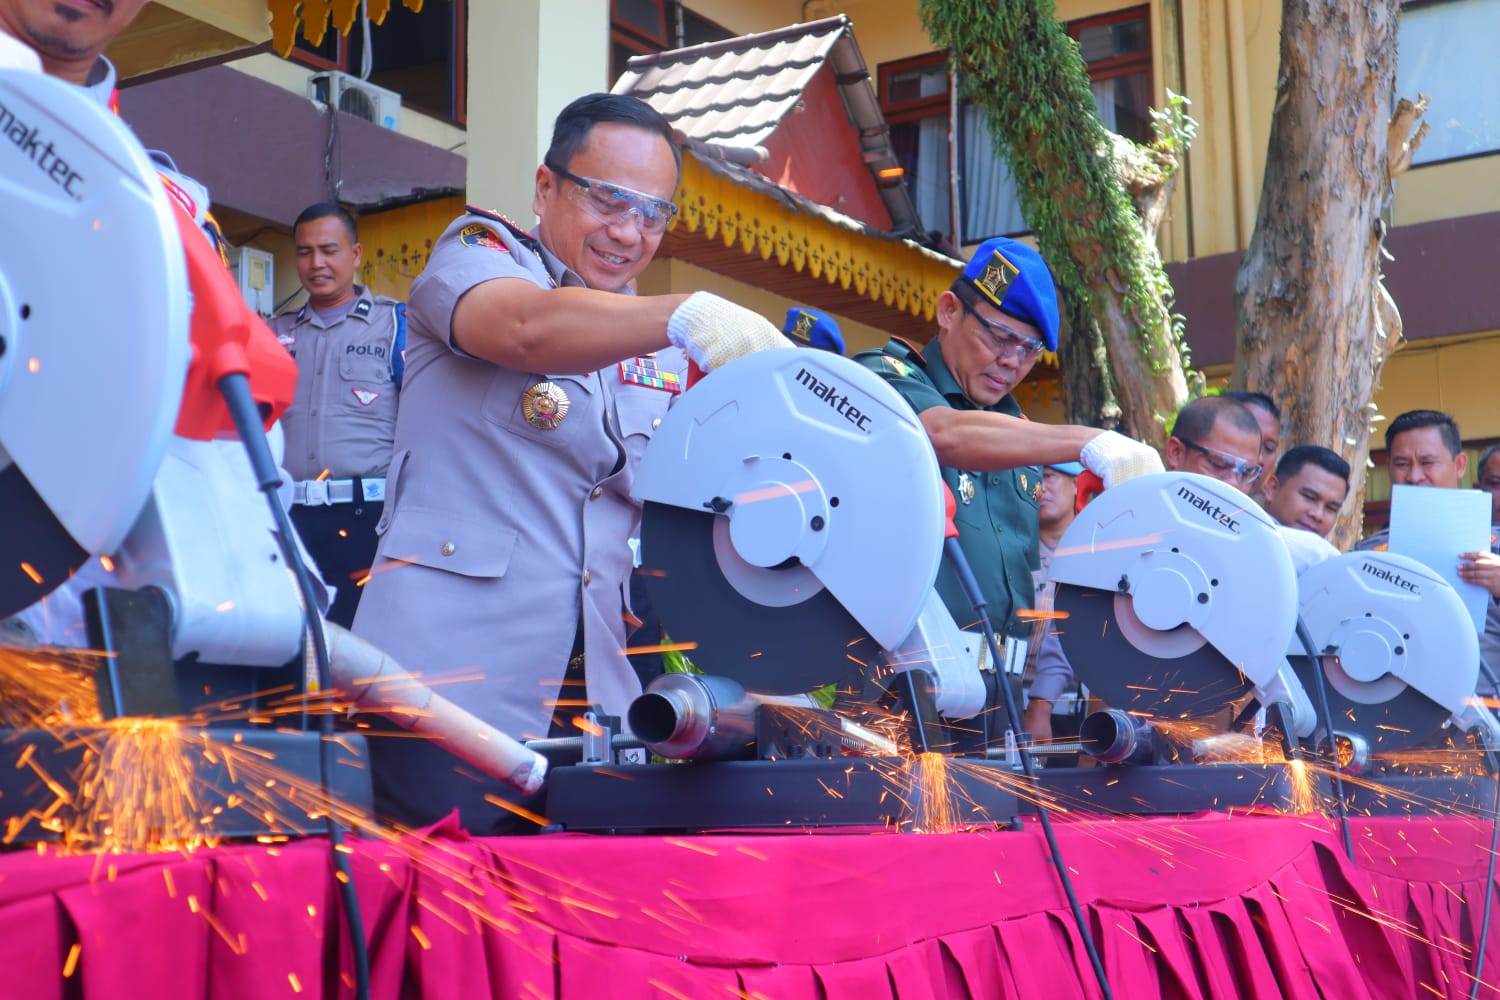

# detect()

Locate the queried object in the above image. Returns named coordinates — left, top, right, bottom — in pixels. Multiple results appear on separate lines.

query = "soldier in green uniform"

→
left=854, top=236, right=1159, bottom=660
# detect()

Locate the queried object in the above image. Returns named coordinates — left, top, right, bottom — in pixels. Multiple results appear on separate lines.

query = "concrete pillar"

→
left=465, top=0, right=609, bottom=215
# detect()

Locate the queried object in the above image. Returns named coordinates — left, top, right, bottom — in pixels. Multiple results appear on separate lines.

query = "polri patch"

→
left=458, top=223, right=507, bottom=251
left=351, top=388, right=381, bottom=406
left=619, top=356, right=682, bottom=394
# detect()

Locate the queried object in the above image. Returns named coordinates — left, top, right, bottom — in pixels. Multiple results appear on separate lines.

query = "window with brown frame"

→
left=287, top=0, right=468, bottom=127
left=878, top=5, right=1154, bottom=245
left=610, top=2, right=734, bottom=83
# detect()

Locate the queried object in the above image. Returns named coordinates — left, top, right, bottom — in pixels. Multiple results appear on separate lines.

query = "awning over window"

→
left=664, top=152, right=959, bottom=342
left=266, top=0, right=424, bottom=57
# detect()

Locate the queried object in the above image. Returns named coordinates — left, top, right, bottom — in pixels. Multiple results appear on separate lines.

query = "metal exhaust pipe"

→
left=1079, top=708, right=1155, bottom=765
left=627, top=672, right=758, bottom=761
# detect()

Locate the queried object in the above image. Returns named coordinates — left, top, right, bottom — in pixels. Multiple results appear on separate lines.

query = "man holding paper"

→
left=1358, top=409, right=1500, bottom=692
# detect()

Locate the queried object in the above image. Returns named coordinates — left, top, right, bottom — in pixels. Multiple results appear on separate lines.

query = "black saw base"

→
left=0, top=726, right=373, bottom=845
left=543, top=758, right=1323, bottom=833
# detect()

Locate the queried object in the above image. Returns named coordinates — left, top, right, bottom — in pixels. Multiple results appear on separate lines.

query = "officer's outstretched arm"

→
left=919, top=407, right=1101, bottom=472
left=451, top=277, right=686, bottom=373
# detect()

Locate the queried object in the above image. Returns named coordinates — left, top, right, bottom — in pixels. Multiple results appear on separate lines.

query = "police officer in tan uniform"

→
left=351, top=93, right=797, bottom=832
left=271, top=204, right=405, bottom=628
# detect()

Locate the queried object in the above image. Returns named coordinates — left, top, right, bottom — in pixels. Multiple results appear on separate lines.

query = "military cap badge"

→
left=974, top=248, right=1020, bottom=308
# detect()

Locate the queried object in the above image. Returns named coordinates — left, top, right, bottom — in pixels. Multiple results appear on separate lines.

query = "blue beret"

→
left=1046, top=462, right=1085, bottom=476
left=783, top=308, right=845, bottom=355
left=956, top=237, right=1059, bottom=351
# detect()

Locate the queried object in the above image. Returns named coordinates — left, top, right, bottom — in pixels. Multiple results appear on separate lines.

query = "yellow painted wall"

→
left=1375, top=330, right=1500, bottom=443
left=1392, top=156, right=1500, bottom=227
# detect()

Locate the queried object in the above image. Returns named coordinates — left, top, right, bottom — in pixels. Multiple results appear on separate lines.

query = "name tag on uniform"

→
left=619, top=356, right=681, bottom=394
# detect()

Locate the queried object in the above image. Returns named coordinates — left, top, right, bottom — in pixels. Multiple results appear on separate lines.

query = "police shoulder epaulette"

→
left=886, top=336, right=928, bottom=368
left=463, top=204, right=533, bottom=242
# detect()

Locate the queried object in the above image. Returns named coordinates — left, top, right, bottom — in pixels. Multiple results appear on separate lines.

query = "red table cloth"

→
left=0, top=812, right=1495, bottom=998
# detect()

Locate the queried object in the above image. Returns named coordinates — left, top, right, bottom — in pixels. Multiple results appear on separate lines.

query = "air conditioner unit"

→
left=307, top=70, right=401, bottom=131
left=230, top=246, right=276, bottom=318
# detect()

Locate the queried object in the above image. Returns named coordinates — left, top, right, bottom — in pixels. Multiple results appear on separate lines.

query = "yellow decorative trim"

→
left=673, top=157, right=957, bottom=324
left=269, top=0, right=424, bottom=59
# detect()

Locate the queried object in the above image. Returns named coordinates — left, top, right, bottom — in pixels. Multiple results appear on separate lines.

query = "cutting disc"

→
left=0, top=71, right=188, bottom=617
left=1285, top=654, right=1450, bottom=753
left=640, top=501, right=878, bottom=694
left=1054, top=582, right=1255, bottom=722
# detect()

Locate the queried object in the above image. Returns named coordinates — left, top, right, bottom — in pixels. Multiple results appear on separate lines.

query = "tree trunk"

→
left=1232, top=1, right=1417, bottom=551
left=1058, top=298, right=1121, bottom=430
left=922, top=0, right=1196, bottom=447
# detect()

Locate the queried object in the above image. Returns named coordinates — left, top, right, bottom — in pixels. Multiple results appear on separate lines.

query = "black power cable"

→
left=942, top=535, right=1115, bottom=1000
left=1292, top=619, right=1354, bottom=862
left=219, top=372, right=372, bottom=1000
left=1468, top=661, right=1500, bottom=1000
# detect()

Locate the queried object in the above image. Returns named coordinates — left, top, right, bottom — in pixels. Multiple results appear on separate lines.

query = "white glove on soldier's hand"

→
left=1079, top=430, right=1163, bottom=489
left=667, top=292, right=795, bottom=371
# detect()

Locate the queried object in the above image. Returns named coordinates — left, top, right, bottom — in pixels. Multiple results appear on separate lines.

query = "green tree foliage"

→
left=921, top=0, right=1200, bottom=443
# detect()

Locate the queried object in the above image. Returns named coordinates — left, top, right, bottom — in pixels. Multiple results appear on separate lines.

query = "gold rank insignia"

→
left=522, top=381, right=570, bottom=430
left=975, top=249, right=1020, bottom=308
left=789, top=310, right=816, bottom=344
left=881, top=355, right=910, bottom=378
left=957, top=472, right=976, bottom=505
left=1032, top=481, right=1042, bottom=502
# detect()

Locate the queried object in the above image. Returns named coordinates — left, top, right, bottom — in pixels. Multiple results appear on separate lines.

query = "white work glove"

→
left=667, top=292, right=795, bottom=372
left=1079, top=430, right=1163, bottom=489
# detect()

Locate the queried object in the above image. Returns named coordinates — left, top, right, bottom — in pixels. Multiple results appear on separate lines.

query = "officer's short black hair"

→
left=545, top=93, right=681, bottom=175
left=1221, top=390, right=1280, bottom=422
left=293, top=202, right=358, bottom=244
left=1385, top=409, right=1461, bottom=455
left=1478, top=442, right=1500, bottom=477
left=1275, top=445, right=1350, bottom=486
left=1173, top=395, right=1261, bottom=446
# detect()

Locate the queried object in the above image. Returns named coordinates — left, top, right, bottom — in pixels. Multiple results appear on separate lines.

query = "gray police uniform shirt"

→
left=350, top=210, right=685, bottom=741
left=1358, top=526, right=1500, bottom=696
left=270, top=287, right=404, bottom=481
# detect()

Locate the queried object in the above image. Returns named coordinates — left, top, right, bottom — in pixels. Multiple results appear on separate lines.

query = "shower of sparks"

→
left=908, top=753, right=959, bottom=832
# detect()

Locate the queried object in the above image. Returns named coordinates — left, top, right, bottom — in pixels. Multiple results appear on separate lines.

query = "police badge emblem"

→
left=459, top=223, right=507, bottom=251
left=522, top=381, right=570, bottom=430
left=957, top=472, right=976, bottom=505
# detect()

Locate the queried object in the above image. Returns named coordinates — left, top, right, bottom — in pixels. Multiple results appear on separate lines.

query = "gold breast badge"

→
left=522, top=381, right=570, bottom=430
left=957, top=472, right=976, bottom=505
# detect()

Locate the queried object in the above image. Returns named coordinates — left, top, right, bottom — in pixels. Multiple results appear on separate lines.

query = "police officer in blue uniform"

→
left=270, top=204, right=406, bottom=628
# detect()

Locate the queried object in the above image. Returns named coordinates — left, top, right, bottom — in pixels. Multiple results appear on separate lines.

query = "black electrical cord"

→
left=219, top=372, right=372, bottom=1000
left=1468, top=661, right=1500, bottom=1000
left=1292, top=619, right=1354, bottom=862
left=943, top=536, right=1115, bottom=1000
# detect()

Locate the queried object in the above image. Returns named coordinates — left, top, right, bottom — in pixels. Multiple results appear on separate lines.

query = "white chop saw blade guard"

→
left=1295, top=550, right=1499, bottom=746
left=1050, top=471, right=1316, bottom=735
left=0, top=70, right=189, bottom=568
left=634, top=349, right=947, bottom=657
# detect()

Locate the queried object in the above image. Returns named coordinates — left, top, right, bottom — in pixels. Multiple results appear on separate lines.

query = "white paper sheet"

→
left=1387, top=484, right=1491, bottom=629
